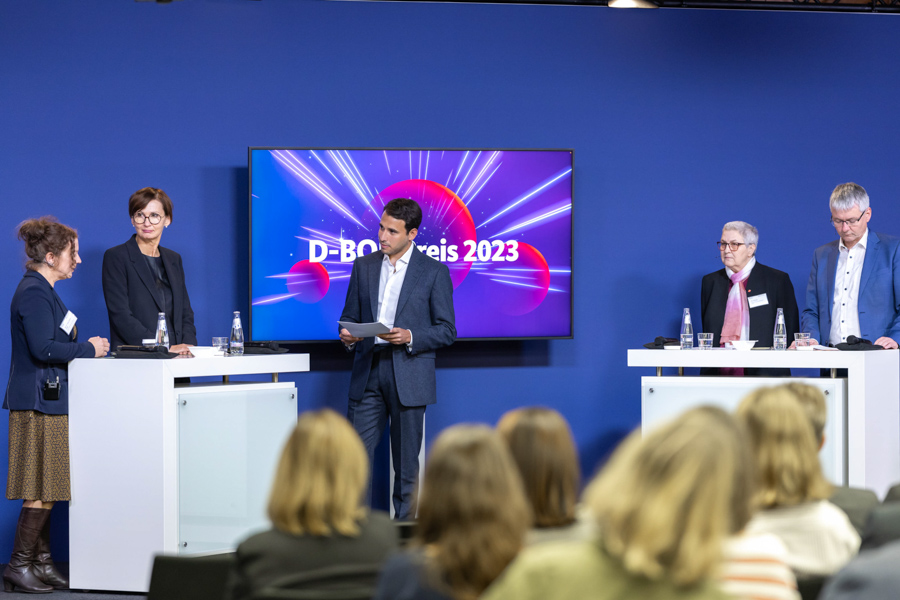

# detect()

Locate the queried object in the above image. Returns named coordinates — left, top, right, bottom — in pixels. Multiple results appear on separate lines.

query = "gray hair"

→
left=830, top=182, right=870, bottom=212
left=723, top=221, right=758, bottom=248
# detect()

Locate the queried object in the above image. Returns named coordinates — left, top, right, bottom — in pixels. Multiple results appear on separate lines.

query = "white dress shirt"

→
left=829, top=228, right=869, bottom=345
left=375, top=241, right=415, bottom=348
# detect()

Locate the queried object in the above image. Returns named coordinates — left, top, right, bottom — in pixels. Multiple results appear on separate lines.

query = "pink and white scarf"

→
left=720, top=258, right=755, bottom=376
left=720, top=257, right=755, bottom=346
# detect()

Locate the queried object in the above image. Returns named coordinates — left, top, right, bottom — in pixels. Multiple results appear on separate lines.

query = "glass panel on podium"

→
left=177, top=386, right=297, bottom=554
left=641, top=377, right=847, bottom=485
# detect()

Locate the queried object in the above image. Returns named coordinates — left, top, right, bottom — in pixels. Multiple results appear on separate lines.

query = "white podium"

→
left=68, top=354, right=309, bottom=592
left=627, top=349, right=900, bottom=497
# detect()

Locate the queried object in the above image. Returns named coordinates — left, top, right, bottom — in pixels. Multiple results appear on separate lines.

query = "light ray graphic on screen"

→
left=251, top=149, right=572, bottom=339
left=477, top=167, right=572, bottom=229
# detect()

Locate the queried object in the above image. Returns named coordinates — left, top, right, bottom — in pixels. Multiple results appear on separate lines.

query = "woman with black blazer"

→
left=3, top=217, right=109, bottom=593
left=700, top=221, right=800, bottom=376
left=101, top=187, right=196, bottom=353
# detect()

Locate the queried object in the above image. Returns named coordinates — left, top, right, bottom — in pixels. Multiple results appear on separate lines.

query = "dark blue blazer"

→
left=340, top=246, right=456, bottom=407
left=803, top=230, right=900, bottom=344
left=3, top=271, right=95, bottom=415
left=102, top=235, right=197, bottom=351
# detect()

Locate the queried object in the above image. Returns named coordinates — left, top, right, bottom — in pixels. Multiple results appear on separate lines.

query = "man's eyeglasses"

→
left=717, top=241, right=746, bottom=251
left=133, top=212, right=164, bottom=225
left=831, top=211, right=867, bottom=227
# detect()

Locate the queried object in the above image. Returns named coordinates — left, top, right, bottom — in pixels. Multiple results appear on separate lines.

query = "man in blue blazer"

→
left=802, top=182, right=900, bottom=349
left=339, top=198, right=456, bottom=518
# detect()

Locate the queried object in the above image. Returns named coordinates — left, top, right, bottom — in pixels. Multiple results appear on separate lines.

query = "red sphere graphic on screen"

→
left=497, top=243, right=551, bottom=316
left=373, top=179, right=476, bottom=289
left=287, top=260, right=330, bottom=303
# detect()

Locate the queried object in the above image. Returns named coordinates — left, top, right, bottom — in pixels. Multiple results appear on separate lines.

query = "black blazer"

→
left=3, top=271, right=95, bottom=415
left=102, top=235, right=197, bottom=351
left=700, top=262, right=800, bottom=376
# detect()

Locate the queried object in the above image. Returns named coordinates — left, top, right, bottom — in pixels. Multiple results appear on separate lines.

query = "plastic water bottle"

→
left=155, top=312, right=169, bottom=349
left=230, top=311, right=244, bottom=356
left=773, top=308, right=787, bottom=350
left=680, top=308, right=693, bottom=349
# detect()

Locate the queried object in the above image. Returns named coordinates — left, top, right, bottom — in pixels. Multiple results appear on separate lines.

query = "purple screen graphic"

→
left=250, top=149, right=573, bottom=342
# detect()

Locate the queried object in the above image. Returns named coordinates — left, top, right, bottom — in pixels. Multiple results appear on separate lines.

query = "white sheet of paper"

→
left=748, top=293, right=769, bottom=308
left=338, top=321, right=391, bottom=338
left=60, top=310, right=77, bottom=335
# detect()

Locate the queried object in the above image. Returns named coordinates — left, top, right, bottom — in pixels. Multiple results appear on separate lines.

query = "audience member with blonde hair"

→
left=373, top=425, right=530, bottom=600
left=782, top=382, right=878, bottom=535
left=227, top=409, right=398, bottom=600
left=739, top=386, right=859, bottom=576
left=496, top=407, right=592, bottom=545
left=483, top=407, right=750, bottom=600
left=700, top=405, right=800, bottom=600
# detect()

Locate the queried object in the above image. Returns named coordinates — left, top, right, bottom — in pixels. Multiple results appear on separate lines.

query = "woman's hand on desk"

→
left=89, top=336, right=110, bottom=357
left=170, top=344, right=194, bottom=355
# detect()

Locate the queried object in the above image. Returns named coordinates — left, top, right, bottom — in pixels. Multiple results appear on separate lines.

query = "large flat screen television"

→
left=249, top=148, right=573, bottom=342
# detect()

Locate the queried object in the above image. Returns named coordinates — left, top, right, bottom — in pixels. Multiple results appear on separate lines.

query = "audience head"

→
left=737, top=386, right=831, bottom=509
left=416, top=424, right=530, bottom=600
left=781, top=382, right=827, bottom=445
left=267, top=408, right=368, bottom=537
left=584, top=406, right=754, bottom=587
left=496, top=406, right=580, bottom=528
left=18, top=216, right=78, bottom=273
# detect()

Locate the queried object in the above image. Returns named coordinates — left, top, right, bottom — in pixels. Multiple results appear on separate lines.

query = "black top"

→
left=700, top=261, right=800, bottom=377
left=143, top=255, right=174, bottom=339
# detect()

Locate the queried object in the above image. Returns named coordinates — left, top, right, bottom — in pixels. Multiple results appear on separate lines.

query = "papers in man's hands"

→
left=338, top=321, right=391, bottom=338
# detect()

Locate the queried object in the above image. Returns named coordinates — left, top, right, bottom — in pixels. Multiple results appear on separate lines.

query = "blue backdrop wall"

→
left=2, top=0, right=899, bottom=561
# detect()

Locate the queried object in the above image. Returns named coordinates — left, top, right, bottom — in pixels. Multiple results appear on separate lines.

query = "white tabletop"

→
left=79, top=353, right=310, bottom=378
left=627, top=348, right=897, bottom=369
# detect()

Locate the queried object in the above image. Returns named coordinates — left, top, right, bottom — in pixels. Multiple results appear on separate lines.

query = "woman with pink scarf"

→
left=701, top=221, right=800, bottom=376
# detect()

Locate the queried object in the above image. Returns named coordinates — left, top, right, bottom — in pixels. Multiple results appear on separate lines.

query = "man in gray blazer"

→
left=339, top=198, right=456, bottom=519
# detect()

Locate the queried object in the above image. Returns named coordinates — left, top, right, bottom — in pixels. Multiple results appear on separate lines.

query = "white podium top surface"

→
left=627, top=348, right=897, bottom=369
left=72, top=353, right=309, bottom=378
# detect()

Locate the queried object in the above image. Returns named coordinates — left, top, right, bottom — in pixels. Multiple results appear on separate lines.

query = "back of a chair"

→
left=796, top=574, right=828, bottom=600
left=250, top=563, right=384, bottom=600
left=148, top=553, right=236, bottom=600
left=861, top=502, right=900, bottom=551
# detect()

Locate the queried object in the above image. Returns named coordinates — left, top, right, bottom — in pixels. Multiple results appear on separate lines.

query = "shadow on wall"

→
left=283, top=339, right=552, bottom=373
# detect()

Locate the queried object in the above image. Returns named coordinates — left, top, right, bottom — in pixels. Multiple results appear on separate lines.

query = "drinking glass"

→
left=698, top=333, right=713, bottom=350
left=212, top=337, right=228, bottom=356
left=794, top=332, right=811, bottom=348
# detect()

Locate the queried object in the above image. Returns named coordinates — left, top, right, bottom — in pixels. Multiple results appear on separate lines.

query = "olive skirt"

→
left=6, top=410, right=70, bottom=502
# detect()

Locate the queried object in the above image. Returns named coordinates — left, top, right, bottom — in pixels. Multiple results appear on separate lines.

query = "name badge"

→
left=60, top=311, right=77, bottom=335
left=748, top=293, right=769, bottom=309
